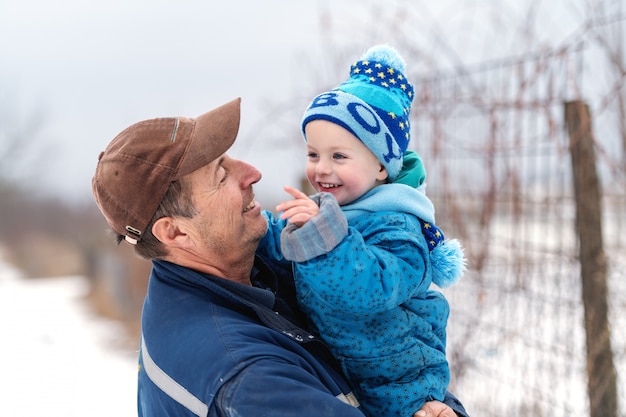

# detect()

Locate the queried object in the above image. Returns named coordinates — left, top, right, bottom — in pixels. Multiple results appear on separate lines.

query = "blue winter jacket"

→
left=138, top=257, right=363, bottom=417
left=136, top=255, right=469, bottom=417
left=261, top=184, right=465, bottom=417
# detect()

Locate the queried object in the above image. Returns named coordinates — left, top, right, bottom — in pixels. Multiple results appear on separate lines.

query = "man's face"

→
left=183, top=154, right=267, bottom=258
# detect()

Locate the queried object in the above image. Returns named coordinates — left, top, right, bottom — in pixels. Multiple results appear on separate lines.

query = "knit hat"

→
left=302, top=45, right=415, bottom=181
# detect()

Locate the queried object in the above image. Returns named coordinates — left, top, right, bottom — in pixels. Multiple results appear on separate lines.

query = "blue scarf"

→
left=341, top=183, right=435, bottom=224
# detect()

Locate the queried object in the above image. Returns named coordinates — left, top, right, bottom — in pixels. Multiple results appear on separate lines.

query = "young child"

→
left=259, top=45, right=466, bottom=417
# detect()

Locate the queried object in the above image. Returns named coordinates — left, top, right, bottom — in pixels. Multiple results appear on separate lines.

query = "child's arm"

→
left=279, top=191, right=348, bottom=263
left=276, top=185, right=320, bottom=227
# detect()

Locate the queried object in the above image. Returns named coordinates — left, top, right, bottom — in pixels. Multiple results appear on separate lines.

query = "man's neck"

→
left=162, top=250, right=256, bottom=286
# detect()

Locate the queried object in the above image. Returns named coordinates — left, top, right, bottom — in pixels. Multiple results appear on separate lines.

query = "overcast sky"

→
left=0, top=0, right=613, bottom=205
left=0, top=0, right=332, bottom=204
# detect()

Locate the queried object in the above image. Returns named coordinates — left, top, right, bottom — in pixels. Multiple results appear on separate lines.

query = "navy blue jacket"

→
left=137, top=256, right=469, bottom=417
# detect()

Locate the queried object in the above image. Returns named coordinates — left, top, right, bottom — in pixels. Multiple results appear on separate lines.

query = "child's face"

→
left=304, top=119, right=388, bottom=206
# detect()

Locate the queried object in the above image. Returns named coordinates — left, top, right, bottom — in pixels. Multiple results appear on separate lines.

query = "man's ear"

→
left=152, top=217, right=189, bottom=246
left=377, top=164, right=389, bottom=182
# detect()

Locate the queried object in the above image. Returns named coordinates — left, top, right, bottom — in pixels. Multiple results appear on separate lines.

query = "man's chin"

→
left=250, top=213, right=269, bottom=244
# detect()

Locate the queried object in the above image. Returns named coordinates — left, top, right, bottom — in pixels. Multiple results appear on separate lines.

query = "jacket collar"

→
left=151, top=258, right=317, bottom=344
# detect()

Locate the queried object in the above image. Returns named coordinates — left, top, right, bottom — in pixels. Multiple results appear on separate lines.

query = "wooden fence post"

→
left=564, top=100, right=617, bottom=417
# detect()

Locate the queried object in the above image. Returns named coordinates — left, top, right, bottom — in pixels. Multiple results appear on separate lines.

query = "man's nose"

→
left=240, top=160, right=262, bottom=186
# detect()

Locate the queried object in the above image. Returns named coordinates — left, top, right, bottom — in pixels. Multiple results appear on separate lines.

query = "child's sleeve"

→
left=280, top=193, right=348, bottom=263
left=258, top=210, right=289, bottom=262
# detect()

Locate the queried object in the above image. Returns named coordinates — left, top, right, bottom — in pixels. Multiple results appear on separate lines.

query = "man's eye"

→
left=219, top=168, right=227, bottom=183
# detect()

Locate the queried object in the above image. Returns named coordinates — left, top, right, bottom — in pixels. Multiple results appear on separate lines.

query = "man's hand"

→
left=276, top=186, right=319, bottom=227
left=414, top=400, right=457, bottom=417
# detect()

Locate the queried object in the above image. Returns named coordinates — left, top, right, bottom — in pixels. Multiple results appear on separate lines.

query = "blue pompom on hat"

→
left=302, top=45, right=415, bottom=181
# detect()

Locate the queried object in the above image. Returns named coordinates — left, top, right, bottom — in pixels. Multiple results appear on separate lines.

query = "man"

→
left=92, top=98, right=469, bottom=417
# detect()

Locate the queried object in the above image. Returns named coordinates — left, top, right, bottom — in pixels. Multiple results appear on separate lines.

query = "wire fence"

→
left=410, top=40, right=625, bottom=417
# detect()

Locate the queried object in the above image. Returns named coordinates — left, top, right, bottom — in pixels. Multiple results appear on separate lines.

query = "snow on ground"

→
left=0, top=258, right=138, bottom=417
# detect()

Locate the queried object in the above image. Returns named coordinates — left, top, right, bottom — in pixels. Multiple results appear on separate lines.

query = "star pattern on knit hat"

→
left=350, top=60, right=414, bottom=100
left=349, top=58, right=415, bottom=140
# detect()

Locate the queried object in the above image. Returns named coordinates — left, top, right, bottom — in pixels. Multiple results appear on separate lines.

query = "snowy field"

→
left=0, top=258, right=138, bottom=417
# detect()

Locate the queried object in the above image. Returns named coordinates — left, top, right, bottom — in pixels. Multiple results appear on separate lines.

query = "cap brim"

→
left=176, top=97, right=242, bottom=178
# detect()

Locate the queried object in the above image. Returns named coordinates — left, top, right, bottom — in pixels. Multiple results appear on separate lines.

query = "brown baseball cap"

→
left=92, top=97, right=241, bottom=245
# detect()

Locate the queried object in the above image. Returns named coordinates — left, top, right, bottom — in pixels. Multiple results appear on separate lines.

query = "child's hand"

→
left=276, top=186, right=319, bottom=227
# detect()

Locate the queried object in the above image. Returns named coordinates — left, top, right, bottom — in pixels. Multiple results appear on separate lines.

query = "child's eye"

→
left=333, top=153, right=346, bottom=160
left=307, top=152, right=319, bottom=159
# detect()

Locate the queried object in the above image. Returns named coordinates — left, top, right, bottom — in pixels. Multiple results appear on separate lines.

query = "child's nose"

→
left=315, top=158, right=332, bottom=175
